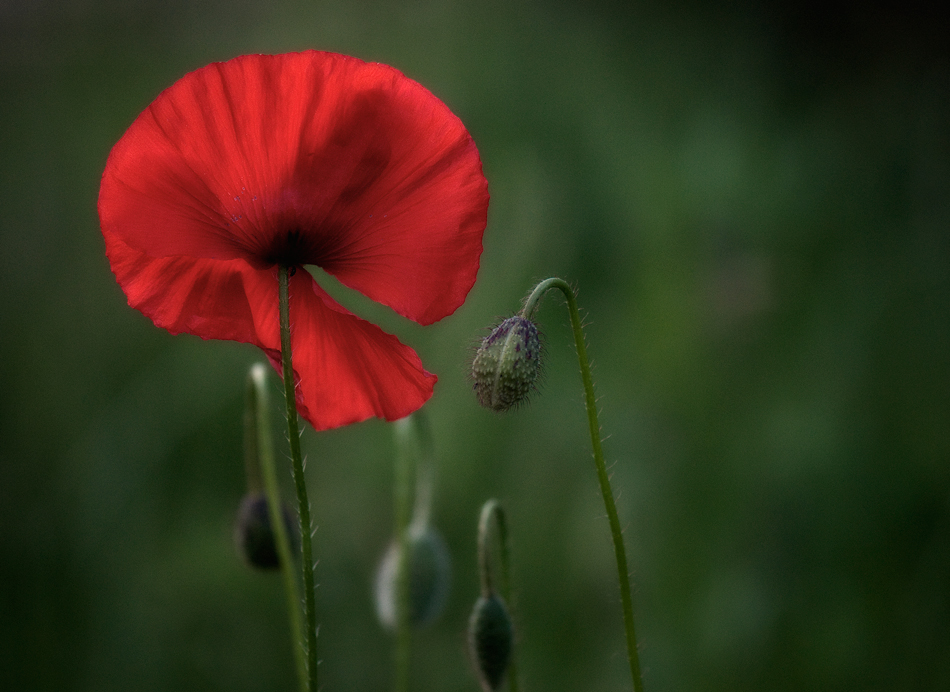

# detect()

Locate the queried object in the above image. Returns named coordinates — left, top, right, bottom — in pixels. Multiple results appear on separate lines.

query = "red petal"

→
left=105, top=233, right=259, bottom=340
left=295, top=64, right=489, bottom=325
left=106, top=233, right=435, bottom=430
left=99, top=51, right=487, bottom=324
left=253, top=270, right=437, bottom=430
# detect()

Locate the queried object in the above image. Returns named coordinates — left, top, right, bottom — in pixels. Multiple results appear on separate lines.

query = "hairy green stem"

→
left=247, top=363, right=308, bottom=692
left=278, top=266, right=319, bottom=692
left=522, top=277, right=644, bottom=692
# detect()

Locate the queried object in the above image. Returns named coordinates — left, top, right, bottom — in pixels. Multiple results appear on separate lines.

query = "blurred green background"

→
left=2, top=1, right=948, bottom=690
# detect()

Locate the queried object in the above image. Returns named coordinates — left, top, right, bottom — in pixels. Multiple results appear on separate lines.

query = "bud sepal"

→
left=472, top=316, right=542, bottom=411
left=234, top=492, right=300, bottom=570
left=375, top=524, right=451, bottom=629
left=468, top=593, right=514, bottom=691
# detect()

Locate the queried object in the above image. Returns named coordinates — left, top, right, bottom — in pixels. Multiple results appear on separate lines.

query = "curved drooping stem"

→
left=246, top=363, right=308, bottom=692
left=392, top=417, right=414, bottom=692
left=391, top=411, right=437, bottom=692
left=477, top=499, right=518, bottom=692
left=522, top=277, right=644, bottom=692
left=278, top=266, right=319, bottom=692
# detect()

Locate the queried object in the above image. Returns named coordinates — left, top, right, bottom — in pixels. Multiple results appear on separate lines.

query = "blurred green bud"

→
left=472, top=316, right=541, bottom=411
left=374, top=525, right=451, bottom=630
left=233, top=492, right=299, bottom=570
left=468, top=593, right=513, bottom=691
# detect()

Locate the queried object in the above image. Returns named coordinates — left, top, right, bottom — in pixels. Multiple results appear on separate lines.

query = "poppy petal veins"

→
left=99, top=51, right=488, bottom=430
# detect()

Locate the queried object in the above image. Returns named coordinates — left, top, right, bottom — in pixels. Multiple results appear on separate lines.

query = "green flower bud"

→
left=374, top=525, right=451, bottom=630
left=472, top=316, right=541, bottom=411
left=468, top=593, right=514, bottom=691
left=233, top=492, right=299, bottom=570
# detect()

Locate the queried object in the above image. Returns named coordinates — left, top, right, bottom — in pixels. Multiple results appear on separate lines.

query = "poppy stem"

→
left=476, top=499, right=519, bottom=692
left=521, top=277, right=645, bottom=692
left=392, top=417, right=415, bottom=692
left=247, top=363, right=309, bottom=692
left=278, top=265, right=319, bottom=692
left=390, top=411, right=437, bottom=692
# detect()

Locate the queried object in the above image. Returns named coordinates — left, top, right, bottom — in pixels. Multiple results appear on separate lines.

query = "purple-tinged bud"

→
left=233, top=492, right=299, bottom=570
left=472, top=316, right=541, bottom=412
left=468, top=593, right=514, bottom=691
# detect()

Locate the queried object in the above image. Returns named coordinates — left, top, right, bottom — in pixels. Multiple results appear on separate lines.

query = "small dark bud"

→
left=233, top=492, right=299, bottom=570
left=468, top=593, right=514, bottom=691
left=374, top=526, right=451, bottom=629
left=472, top=316, right=541, bottom=411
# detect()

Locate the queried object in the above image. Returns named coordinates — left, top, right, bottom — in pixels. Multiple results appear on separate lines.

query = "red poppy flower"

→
left=99, top=51, right=488, bottom=430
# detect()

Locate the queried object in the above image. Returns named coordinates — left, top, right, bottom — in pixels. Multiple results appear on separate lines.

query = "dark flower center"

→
left=264, top=228, right=309, bottom=267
